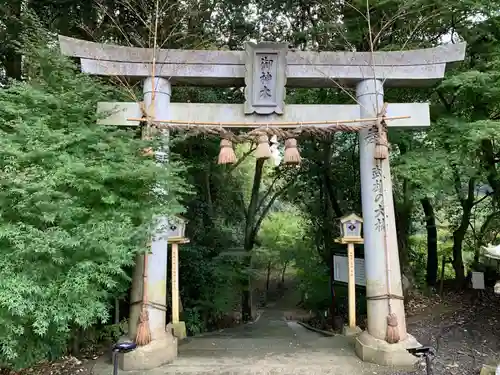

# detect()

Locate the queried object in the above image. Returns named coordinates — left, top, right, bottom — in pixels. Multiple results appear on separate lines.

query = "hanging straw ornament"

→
left=374, top=103, right=389, bottom=160
left=385, top=313, right=400, bottom=344
left=374, top=124, right=389, bottom=160
left=142, top=145, right=155, bottom=157
left=218, top=138, right=237, bottom=164
left=283, top=138, right=301, bottom=165
left=135, top=249, right=152, bottom=346
left=255, top=135, right=272, bottom=160
left=141, top=120, right=156, bottom=157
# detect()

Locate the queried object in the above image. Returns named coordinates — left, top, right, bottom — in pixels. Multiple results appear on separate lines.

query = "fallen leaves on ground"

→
left=391, top=289, right=500, bottom=375
left=1, top=356, right=91, bottom=375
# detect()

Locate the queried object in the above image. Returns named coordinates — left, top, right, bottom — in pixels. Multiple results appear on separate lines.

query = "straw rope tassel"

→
left=374, top=103, right=389, bottom=160
left=255, top=135, right=272, bottom=160
left=218, top=138, right=237, bottom=164
left=283, top=138, right=301, bottom=165
left=386, top=312, right=400, bottom=344
left=135, top=248, right=152, bottom=346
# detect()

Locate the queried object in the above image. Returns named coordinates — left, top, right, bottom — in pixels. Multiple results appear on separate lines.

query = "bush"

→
left=0, top=29, right=187, bottom=368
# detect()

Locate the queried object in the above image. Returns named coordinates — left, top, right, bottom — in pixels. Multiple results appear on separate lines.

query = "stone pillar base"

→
left=167, top=321, right=187, bottom=340
left=342, top=325, right=362, bottom=337
left=480, top=364, right=497, bottom=375
left=355, top=330, right=420, bottom=368
left=117, top=333, right=178, bottom=371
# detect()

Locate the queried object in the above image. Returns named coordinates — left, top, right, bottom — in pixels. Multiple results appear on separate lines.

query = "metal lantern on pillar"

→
left=339, top=213, right=363, bottom=242
left=167, top=215, right=187, bottom=242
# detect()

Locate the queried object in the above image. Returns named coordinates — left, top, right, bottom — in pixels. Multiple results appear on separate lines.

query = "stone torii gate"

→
left=58, top=36, right=465, bottom=369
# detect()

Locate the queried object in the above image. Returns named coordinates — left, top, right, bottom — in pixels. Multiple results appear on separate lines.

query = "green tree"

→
left=258, top=210, right=305, bottom=290
left=0, top=31, right=187, bottom=368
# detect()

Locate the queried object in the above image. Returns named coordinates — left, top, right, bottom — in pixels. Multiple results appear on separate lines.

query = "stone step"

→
left=173, top=352, right=359, bottom=367
left=179, top=336, right=354, bottom=351
left=157, top=354, right=385, bottom=375
left=156, top=364, right=379, bottom=375
left=89, top=343, right=386, bottom=375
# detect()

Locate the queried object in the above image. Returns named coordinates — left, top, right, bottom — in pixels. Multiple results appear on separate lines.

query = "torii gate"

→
left=58, top=36, right=465, bottom=370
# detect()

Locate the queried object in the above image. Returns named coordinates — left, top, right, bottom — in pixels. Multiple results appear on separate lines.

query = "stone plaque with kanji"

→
left=244, top=42, right=287, bottom=115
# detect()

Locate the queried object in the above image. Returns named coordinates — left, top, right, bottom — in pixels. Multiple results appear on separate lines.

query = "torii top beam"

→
left=59, top=36, right=465, bottom=88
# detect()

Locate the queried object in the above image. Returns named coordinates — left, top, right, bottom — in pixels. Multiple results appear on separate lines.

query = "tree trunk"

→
left=241, top=251, right=253, bottom=322
left=3, top=0, right=23, bottom=80
left=319, top=141, right=342, bottom=265
left=241, top=287, right=252, bottom=322
left=480, top=139, right=500, bottom=206
left=329, top=254, right=338, bottom=328
left=421, top=197, right=438, bottom=287
left=266, top=261, right=272, bottom=292
left=452, top=229, right=466, bottom=285
left=280, top=261, right=288, bottom=283
left=396, top=144, right=412, bottom=272
left=241, top=158, right=266, bottom=322
left=395, top=197, right=412, bottom=271
left=451, top=177, right=476, bottom=286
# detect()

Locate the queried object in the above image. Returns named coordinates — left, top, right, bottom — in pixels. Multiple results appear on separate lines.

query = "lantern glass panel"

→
left=345, top=220, right=361, bottom=238
left=167, top=217, right=186, bottom=238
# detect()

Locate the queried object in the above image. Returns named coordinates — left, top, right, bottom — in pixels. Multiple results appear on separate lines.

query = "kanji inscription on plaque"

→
left=244, top=42, right=287, bottom=115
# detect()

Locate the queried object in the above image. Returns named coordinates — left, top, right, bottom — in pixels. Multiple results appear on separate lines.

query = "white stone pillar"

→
left=129, top=77, right=171, bottom=340
left=123, top=77, right=177, bottom=371
left=129, top=217, right=170, bottom=341
left=355, top=79, right=417, bottom=366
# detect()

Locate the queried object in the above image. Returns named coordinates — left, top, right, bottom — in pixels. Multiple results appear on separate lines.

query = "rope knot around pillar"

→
left=374, top=102, right=389, bottom=160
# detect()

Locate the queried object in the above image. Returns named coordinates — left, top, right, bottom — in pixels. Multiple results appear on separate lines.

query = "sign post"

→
left=169, top=239, right=189, bottom=325
left=347, top=242, right=356, bottom=327
left=166, top=216, right=189, bottom=340
left=336, top=213, right=364, bottom=335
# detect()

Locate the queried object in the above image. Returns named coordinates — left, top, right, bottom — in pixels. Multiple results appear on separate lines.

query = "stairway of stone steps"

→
left=89, top=287, right=395, bottom=375
left=162, top=311, right=385, bottom=375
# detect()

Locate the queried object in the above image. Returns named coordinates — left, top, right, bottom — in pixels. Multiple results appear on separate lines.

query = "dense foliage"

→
left=2, top=0, right=500, bottom=369
left=0, top=29, right=187, bottom=368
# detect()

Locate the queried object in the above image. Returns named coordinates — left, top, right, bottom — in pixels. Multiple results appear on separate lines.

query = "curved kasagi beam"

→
left=58, top=35, right=465, bottom=88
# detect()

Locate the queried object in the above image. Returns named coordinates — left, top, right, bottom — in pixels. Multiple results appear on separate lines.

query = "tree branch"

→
left=479, top=211, right=500, bottom=243
left=237, top=191, right=248, bottom=218
left=226, top=146, right=256, bottom=174
left=466, top=177, right=476, bottom=206
left=243, top=158, right=266, bottom=250
left=437, top=90, right=456, bottom=113
left=473, top=192, right=492, bottom=207
left=452, top=165, right=465, bottom=202
left=251, top=183, right=292, bottom=243
left=256, top=174, right=281, bottom=213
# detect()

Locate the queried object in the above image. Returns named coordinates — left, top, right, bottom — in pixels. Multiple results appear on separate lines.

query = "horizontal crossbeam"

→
left=59, top=36, right=466, bottom=88
left=97, top=102, right=430, bottom=129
